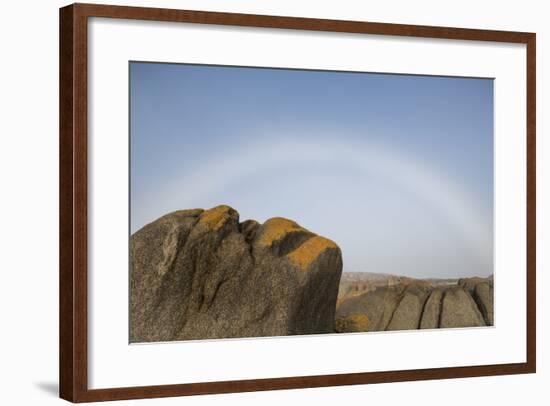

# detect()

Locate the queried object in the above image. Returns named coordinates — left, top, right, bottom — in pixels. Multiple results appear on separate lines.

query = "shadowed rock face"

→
left=439, top=287, right=486, bottom=328
left=130, top=205, right=343, bottom=342
left=336, top=276, right=493, bottom=333
left=419, top=288, right=444, bottom=329
left=473, top=282, right=494, bottom=325
left=386, top=283, right=431, bottom=331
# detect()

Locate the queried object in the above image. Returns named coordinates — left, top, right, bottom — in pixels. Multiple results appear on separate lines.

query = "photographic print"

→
left=129, top=62, right=494, bottom=343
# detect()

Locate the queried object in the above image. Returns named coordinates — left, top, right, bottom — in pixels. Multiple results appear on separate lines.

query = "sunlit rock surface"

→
left=130, top=205, right=343, bottom=342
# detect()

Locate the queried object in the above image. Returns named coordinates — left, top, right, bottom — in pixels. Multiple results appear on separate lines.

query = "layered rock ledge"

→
left=335, top=276, right=494, bottom=333
left=130, top=205, right=343, bottom=342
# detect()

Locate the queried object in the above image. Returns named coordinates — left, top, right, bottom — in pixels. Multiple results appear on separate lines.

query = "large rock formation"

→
left=335, top=285, right=402, bottom=332
left=130, top=205, right=343, bottom=342
left=386, top=283, right=431, bottom=331
left=419, top=288, right=444, bottom=329
left=336, top=276, right=493, bottom=333
left=473, top=282, right=494, bottom=325
left=439, top=287, right=486, bottom=328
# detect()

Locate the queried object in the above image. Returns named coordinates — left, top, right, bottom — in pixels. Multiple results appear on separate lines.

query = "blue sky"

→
left=130, top=62, right=493, bottom=278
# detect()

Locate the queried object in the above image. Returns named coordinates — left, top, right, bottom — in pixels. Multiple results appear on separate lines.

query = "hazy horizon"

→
left=130, top=62, right=494, bottom=279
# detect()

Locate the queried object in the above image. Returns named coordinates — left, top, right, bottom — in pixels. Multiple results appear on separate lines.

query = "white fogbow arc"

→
left=135, top=136, right=492, bottom=271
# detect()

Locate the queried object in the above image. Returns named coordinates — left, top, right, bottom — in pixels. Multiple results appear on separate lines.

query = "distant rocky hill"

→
left=337, top=272, right=397, bottom=305
left=130, top=205, right=343, bottom=342
left=337, top=272, right=455, bottom=305
left=336, top=275, right=493, bottom=332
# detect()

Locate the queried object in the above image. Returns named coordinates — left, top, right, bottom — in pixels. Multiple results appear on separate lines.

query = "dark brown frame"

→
left=60, top=3, right=536, bottom=402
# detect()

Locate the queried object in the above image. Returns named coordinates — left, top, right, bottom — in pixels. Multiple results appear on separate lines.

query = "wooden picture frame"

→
left=59, top=3, right=536, bottom=402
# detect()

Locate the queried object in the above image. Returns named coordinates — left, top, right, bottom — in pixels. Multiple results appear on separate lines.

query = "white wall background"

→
left=0, top=0, right=546, bottom=405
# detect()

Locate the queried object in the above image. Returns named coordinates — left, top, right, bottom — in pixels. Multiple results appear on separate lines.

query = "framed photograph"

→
left=59, top=3, right=536, bottom=402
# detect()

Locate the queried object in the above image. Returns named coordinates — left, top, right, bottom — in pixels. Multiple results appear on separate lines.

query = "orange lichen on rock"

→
left=335, top=313, right=370, bottom=333
left=256, top=217, right=305, bottom=246
left=347, top=314, right=369, bottom=330
left=287, top=235, right=338, bottom=269
left=198, top=205, right=234, bottom=230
